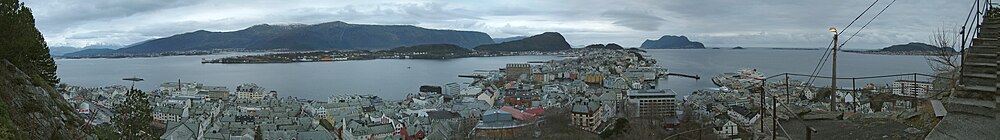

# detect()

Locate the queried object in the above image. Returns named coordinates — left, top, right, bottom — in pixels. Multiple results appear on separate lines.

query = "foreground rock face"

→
left=0, top=60, right=86, bottom=139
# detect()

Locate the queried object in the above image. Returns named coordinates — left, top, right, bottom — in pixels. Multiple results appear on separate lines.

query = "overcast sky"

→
left=26, top=0, right=974, bottom=49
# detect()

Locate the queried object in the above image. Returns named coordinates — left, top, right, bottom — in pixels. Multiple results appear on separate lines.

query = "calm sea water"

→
left=56, top=49, right=936, bottom=100
left=55, top=53, right=559, bottom=100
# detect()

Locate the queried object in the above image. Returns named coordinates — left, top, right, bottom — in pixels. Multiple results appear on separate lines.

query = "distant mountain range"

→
left=473, top=32, right=571, bottom=52
left=640, top=35, right=705, bottom=49
left=879, top=42, right=955, bottom=52
left=48, top=44, right=125, bottom=56
left=112, top=21, right=494, bottom=54
left=843, top=42, right=956, bottom=55
left=57, top=22, right=582, bottom=57
left=387, top=44, right=471, bottom=54
left=492, top=36, right=527, bottom=43
left=62, top=48, right=115, bottom=57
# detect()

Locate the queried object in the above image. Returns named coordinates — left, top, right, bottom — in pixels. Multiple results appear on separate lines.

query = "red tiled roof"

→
left=525, top=107, right=545, bottom=115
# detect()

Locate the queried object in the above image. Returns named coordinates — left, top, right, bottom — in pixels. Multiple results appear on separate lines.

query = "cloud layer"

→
left=25, top=0, right=973, bottom=49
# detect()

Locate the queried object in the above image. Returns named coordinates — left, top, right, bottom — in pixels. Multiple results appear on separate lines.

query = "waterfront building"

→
left=235, top=83, right=269, bottom=100
left=419, top=85, right=442, bottom=94
left=891, top=80, right=932, bottom=98
left=505, top=63, right=531, bottom=81
left=202, top=86, right=230, bottom=101
left=626, top=89, right=677, bottom=118
left=442, top=83, right=462, bottom=95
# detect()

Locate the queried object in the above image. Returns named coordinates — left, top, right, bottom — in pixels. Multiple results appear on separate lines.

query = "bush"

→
left=599, top=118, right=630, bottom=138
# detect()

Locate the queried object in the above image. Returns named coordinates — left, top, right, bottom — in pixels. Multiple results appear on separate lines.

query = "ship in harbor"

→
left=712, top=68, right=765, bottom=89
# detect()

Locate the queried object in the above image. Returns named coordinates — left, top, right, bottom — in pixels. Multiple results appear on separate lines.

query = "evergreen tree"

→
left=0, top=0, right=59, bottom=86
left=113, top=89, right=152, bottom=139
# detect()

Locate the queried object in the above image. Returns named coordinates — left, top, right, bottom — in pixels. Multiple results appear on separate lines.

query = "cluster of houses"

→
left=684, top=69, right=937, bottom=139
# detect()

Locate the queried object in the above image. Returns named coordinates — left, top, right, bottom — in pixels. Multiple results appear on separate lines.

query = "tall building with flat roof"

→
left=505, top=63, right=531, bottom=81
left=626, top=89, right=677, bottom=118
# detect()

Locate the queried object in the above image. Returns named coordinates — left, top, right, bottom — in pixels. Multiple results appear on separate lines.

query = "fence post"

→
left=852, top=78, right=857, bottom=112
left=785, top=73, right=790, bottom=103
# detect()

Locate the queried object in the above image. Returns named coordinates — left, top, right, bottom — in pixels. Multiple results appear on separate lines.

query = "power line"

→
left=839, top=0, right=898, bottom=48
left=806, top=40, right=834, bottom=84
left=841, top=0, right=882, bottom=33
left=806, top=0, right=883, bottom=85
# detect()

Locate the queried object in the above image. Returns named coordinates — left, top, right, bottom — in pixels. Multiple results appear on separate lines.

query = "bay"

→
left=56, top=48, right=939, bottom=100
left=55, top=53, right=560, bottom=100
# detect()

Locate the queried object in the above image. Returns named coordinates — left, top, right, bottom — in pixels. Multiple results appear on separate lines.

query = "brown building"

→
left=506, top=63, right=531, bottom=81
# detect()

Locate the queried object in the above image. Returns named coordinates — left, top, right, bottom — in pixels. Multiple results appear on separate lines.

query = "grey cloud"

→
left=28, top=0, right=197, bottom=33
left=24, top=0, right=977, bottom=49
left=602, top=10, right=666, bottom=31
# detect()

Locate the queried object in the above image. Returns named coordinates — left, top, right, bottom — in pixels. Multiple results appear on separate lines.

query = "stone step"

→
left=983, top=23, right=1000, bottom=29
left=973, top=38, right=1000, bottom=46
left=962, top=84, right=998, bottom=92
left=968, top=52, right=997, bottom=57
left=969, top=45, right=999, bottom=49
left=979, top=27, right=1000, bottom=33
left=966, top=58, right=998, bottom=65
left=964, top=73, right=998, bottom=79
left=944, top=97, right=997, bottom=117
left=963, top=67, right=998, bottom=75
left=966, top=62, right=999, bottom=67
left=960, top=76, right=997, bottom=87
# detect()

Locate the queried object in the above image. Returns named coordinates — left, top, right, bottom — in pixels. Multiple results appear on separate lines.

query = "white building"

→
left=891, top=80, right=932, bottom=98
left=715, top=120, right=738, bottom=139
left=727, top=106, right=759, bottom=127
left=443, top=83, right=463, bottom=95
left=235, top=83, right=270, bottom=100
left=626, top=89, right=677, bottom=117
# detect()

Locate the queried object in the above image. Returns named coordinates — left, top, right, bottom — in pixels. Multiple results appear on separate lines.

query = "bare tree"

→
left=925, top=27, right=959, bottom=72
left=925, top=27, right=961, bottom=99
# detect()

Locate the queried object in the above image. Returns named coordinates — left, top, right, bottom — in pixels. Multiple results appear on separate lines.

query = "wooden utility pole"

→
left=830, top=27, right=839, bottom=111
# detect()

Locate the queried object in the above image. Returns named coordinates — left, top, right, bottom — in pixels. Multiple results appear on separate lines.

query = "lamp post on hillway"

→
left=828, top=27, right=838, bottom=111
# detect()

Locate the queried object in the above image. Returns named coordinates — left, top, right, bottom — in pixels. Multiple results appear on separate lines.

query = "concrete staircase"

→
left=958, top=16, right=1000, bottom=101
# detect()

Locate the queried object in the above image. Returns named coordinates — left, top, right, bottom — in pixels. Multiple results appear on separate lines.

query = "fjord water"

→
left=56, top=53, right=560, bottom=100
left=56, top=48, right=935, bottom=100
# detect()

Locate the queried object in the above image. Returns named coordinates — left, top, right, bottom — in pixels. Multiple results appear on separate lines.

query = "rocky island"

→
left=844, top=42, right=957, bottom=55
left=639, top=35, right=706, bottom=49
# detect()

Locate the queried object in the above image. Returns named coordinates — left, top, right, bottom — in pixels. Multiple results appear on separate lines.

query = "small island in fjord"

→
left=844, top=42, right=957, bottom=55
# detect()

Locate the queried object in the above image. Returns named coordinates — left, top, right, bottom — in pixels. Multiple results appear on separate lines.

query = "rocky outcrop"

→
left=0, top=59, right=86, bottom=139
left=474, top=32, right=572, bottom=52
left=640, top=35, right=705, bottom=49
